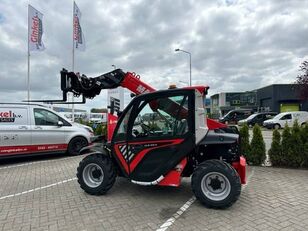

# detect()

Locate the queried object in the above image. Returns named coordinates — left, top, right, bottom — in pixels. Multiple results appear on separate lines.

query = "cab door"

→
left=112, top=90, right=195, bottom=183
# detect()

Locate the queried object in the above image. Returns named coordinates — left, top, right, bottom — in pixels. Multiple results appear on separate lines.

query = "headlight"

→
left=85, top=126, right=94, bottom=133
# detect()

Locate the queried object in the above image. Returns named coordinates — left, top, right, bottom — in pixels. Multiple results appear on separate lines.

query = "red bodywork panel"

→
left=107, top=113, right=118, bottom=142
left=158, top=158, right=187, bottom=187
left=113, top=139, right=184, bottom=175
left=232, top=156, right=247, bottom=184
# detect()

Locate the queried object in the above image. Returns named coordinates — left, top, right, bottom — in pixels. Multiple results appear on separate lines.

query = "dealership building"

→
left=210, top=84, right=308, bottom=118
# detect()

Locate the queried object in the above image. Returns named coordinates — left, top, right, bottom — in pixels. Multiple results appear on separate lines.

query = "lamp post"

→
left=111, top=64, right=116, bottom=70
left=175, top=48, right=191, bottom=86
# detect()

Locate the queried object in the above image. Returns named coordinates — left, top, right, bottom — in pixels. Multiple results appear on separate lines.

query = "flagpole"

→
left=27, top=5, right=30, bottom=102
left=72, top=1, right=75, bottom=122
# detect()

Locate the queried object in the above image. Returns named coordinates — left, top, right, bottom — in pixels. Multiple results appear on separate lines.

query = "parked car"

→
left=263, top=111, right=308, bottom=129
left=0, top=103, right=94, bottom=158
left=219, top=109, right=254, bottom=124
left=238, top=112, right=278, bottom=127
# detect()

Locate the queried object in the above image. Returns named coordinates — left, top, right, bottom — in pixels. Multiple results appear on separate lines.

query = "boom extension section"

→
left=60, top=68, right=155, bottom=99
left=60, top=68, right=229, bottom=131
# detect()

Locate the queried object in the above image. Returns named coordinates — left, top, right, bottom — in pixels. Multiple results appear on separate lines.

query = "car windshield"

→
left=246, top=114, right=258, bottom=120
left=272, top=113, right=284, bottom=120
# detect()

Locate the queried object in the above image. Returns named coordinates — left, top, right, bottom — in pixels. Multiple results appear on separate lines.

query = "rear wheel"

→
left=68, top=137, right=88, bottom=155
left=77, top=154, right=116, bottom=195
left=191, top=159, right=241, bottom=209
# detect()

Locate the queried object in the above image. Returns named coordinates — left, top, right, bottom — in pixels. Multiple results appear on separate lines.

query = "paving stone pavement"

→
left=0, top=155, right=308, bottom=231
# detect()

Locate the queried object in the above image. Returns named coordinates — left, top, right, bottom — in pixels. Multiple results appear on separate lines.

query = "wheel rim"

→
left=82, top=163, right=104, bottom=188
left=201, top=172, right=231, bottom=201
left=274, top=124, right=280, bottom=129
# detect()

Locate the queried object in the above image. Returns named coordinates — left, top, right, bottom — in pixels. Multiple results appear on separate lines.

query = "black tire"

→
left=67, top=136, right=88, bottom=155
left=77, top=154, right=116, bottom=195
left=274, top=124, right=280, bottom=130
left=191, top=159, right=241, bottom=209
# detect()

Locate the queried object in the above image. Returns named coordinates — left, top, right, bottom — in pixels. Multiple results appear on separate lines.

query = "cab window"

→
left=113, top=106, right=133, bottom=142
left=130, top=95, right=189, bottom=138
left=34, top=108, right=62, bottom=126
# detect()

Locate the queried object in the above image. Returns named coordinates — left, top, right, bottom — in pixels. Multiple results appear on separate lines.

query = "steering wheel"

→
left=140, top=122, right=155, bottom=135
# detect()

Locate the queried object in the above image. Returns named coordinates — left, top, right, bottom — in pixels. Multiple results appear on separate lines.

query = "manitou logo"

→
left=136, top=85, right=150, bottom=94
left=0, top=111, right=22, bottom=122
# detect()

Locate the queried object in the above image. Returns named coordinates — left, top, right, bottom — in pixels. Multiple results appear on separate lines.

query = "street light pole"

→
left=175, top=48, right=192, bottom=86
left=111, top=64, right=116, bottom=70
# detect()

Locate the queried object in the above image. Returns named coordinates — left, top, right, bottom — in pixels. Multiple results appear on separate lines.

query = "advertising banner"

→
left=28, top=5, right=45, bottom=51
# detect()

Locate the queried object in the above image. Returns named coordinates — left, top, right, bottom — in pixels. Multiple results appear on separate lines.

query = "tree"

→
left=295, top=60, right=308, bottom=100
left=239, top=124, right=250, bottom=159
left=248, top=125, right=266, bottom=165
left=289, top=120, right=305, bottom=167
left=300, top=123, right=308, bottom=167
left=268, top=129, right=282, bottom=166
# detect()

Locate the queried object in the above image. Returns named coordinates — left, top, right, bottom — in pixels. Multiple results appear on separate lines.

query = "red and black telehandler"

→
left=60, top=68, right=246, bottom=208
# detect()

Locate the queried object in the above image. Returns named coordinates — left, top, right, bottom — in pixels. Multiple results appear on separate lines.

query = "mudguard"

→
left=79, top=143, right=110, bottom=156
left=199, top=130, right=239, bottom=145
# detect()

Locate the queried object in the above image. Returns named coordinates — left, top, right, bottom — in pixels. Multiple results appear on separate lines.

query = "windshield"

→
left=222, top=111, right=231, bottom=118
left=246, top=114, right=258, bottom=120
left=272, top=114, right=284, bottom=120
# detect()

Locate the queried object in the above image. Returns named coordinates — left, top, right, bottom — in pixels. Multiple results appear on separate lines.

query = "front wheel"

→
left=68, top=137, right=88, bottom=155
left=77, top=154, right=116, bottom=195
left=191, top=160, right=241, bottom=209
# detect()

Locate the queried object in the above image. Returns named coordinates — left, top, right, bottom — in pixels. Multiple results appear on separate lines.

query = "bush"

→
left=301, top=124, right=308, bottom=167
left=102, top=124, right=107, bottom=137
left=239, top=124, right=250, bottom=158
left=268, top=129, right=281, bottom=166
left=300, top=123, right=308, bottom=144
left=248, top=124, right=266, bottom=165
left=288, top=120, right=305, bottom=167
left=304, top=142, right=308, bottom=167
left=92, top=124, right=102, bottom=136
left=269, top=121, right=308, bottom=168
left=281, top=124, right=292, bottom=166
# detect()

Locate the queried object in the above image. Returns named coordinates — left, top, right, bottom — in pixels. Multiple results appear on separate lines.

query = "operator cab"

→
left=110, top=88, right=208, bottom=183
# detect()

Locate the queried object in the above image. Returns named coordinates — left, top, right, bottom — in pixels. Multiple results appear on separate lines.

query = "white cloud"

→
left=0, top=0, right=307, bottom=111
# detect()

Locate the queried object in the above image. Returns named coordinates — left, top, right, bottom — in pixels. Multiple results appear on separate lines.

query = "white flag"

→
left=28, top=5, right=45, bottom=52
left=73, top=2, right=85, bottom=51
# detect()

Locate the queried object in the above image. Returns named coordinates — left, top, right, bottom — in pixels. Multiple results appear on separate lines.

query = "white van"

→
left=0, top=103, right=94, bottom=158
left=89, top=113, right=106, bottom=124
left=263, top=111, right=308, bottom=129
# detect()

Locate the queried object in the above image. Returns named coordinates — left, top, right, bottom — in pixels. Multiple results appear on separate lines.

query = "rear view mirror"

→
left=57, top=121, right=64, bottom=127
